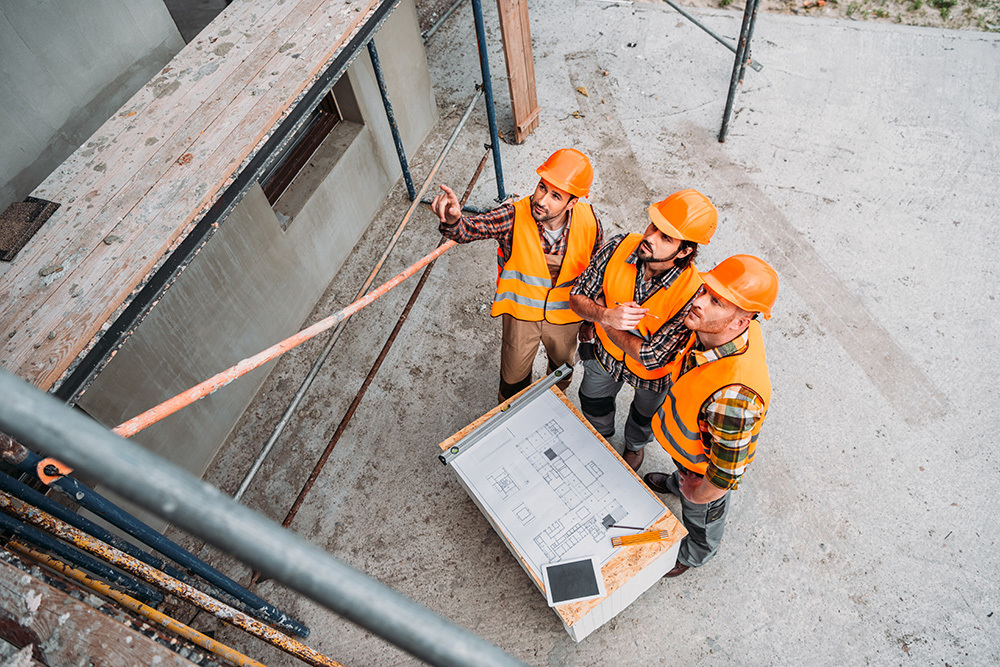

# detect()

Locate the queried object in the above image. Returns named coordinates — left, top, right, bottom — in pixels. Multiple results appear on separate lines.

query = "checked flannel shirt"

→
left=570, top=233, right=695, bottom=393
left=439, top=201, right=604, bottom=263
left=678, top=326, right=766, bottom=490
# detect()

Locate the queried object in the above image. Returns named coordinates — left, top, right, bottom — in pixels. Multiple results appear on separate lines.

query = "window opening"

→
left=260, top=90, right=342, bottom=205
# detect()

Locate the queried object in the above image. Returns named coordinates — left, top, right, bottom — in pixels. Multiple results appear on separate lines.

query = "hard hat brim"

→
left=701, top=272, right=772, bottom=319
left=647, top=204, right=686, bottom=241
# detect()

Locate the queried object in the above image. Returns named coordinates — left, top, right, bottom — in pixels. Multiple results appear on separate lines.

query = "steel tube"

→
left=470, top=0, right=506, bottom=200
left=0, top=469, right=250, bottom=612
left=718, top=0, right=758, bottom=143
left=0, top=490, right=343, bottom=667
left=0, top=371, right=526, bottom=667
left=658, top=0, right=763, bottom=72
left=737, top=0, right=762, bottom=83
left=9, top=541, right=267, bottom=667
left=368, top=40, right=416, bottom=201
left=276, top=148, right=490, bottom=535
left=0, top=506, right=163, bottom=606
left=422, top=0, right=467, bottom=42
left=234, top=89, right=483, bottom=501
left=6, top=448, right=308, bottom=637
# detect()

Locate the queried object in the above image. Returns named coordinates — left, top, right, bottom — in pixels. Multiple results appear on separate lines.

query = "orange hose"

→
left=113, top=240, right=456, bottom=438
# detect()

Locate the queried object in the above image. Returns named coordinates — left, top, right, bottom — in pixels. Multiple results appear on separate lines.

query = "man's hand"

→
left=603, top=301, right=649, bottom=331
left=578, top=321, right=596, bottom=343
left=430, top=184, right=462, bottom=226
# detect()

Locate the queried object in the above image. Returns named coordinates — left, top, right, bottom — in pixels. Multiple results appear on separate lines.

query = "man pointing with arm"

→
left=432, top=149, right=604, bottom=402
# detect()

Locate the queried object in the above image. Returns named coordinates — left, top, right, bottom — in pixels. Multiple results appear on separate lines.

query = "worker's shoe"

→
left=623, top=447, right=644, bottom=471
left=643, top=472, right=677, bottom=496
left=664, top=560, right=690, bottom=578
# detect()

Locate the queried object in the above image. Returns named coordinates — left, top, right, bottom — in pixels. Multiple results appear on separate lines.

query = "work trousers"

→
left=659, top=471, right=732, bottom=568
left=498, top=313, right=579, bottom=401
left=577, top=358, right=665, bottom=452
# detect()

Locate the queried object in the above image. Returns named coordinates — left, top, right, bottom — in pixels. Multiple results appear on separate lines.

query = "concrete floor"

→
left=177, top=1, right=999, bottom=665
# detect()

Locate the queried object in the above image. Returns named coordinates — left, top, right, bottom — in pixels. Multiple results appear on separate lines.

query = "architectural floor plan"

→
left=449, top=390, right=666, bottom=579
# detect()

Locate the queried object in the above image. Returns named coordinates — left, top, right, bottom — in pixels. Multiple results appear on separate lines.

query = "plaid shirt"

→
left=678, top=327, right=766, bottom=490
left=439, top=201, right=604, bottom=263
left=571, top=234, right=695, bottom=392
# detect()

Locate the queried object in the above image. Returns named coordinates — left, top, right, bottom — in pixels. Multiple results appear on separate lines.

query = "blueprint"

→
left=450, top=390, right=666, bottom=579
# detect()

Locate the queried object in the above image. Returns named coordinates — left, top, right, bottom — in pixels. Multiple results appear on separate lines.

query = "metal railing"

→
left=0, top=370, right=526, bottom=667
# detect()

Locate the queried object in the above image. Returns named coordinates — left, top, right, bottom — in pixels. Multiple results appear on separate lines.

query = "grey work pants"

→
left=659, top=471, right=732, bottom=568
left=578, top=358, right=665, bottom=452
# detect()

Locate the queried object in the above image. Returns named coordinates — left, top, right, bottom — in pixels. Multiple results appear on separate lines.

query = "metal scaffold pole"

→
left=470, top=0, right=506, bottom=200
left=0, top=370, right=527, bottom=667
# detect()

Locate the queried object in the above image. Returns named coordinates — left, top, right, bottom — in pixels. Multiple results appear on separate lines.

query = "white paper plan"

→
left=450, top=390, right=666, bottom=580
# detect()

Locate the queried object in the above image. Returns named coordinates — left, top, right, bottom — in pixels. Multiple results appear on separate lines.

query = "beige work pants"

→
left=498, top=313, right=579, bottom=401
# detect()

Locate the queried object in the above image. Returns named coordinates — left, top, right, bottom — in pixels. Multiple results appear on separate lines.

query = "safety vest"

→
left=651, top=321, right=771, bottom=475
left=594, top=234, right=703, bottom=380
left=491, top=197, right=598, bottom=324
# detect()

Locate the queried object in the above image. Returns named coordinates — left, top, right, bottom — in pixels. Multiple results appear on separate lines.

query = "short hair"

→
left=674, top=241, right=699, bottom=270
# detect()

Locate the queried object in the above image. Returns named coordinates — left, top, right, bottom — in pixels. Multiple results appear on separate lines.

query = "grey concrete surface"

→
left=181, top=1, right=999, bottom=665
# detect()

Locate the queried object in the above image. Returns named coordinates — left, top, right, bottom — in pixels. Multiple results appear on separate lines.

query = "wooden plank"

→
left=438, top=384, right=685, bottom=628
left=0, top=0, right=380, bottom=389
left=1, top=0, right=318, bottom=314
left=495, top=0, right=539, bottom=143
left=0, top=558, right=195, bottom=666
left=33, top=0, right=298, bottom=204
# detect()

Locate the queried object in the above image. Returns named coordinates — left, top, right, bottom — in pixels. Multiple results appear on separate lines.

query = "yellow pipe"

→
left=0, top=491, right=344, bottom=667
left=8, top=540, right=267, bottom=667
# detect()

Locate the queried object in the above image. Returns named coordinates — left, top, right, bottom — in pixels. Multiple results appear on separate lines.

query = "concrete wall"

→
left=0, top=0, right=184, bottom=208
left=76, top=0, right=436, bottom=528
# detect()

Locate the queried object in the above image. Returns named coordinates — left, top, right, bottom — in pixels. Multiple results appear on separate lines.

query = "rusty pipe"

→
left=8, top=540, right=267, bottom=667
left=0, top=490, right=343, bottom=667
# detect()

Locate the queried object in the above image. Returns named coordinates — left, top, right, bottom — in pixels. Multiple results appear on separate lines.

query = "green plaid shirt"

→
left=678, top=327, right=766, bottom=490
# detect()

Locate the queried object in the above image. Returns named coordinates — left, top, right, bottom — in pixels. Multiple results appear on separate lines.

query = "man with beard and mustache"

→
left=432, top=149, right=604, bottom=402
left=568, top=189, right=717, bottom=471
left=644, top=255, right=778, bottom=577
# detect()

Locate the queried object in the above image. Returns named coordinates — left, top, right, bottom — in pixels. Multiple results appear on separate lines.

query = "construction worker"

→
left=431, top=149, right=604, bottom=401
left=643, top=255, right=778, bottom=578
left=569, top=189, right=717, bottom=471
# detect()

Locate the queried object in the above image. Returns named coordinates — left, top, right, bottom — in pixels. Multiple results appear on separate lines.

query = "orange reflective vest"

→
left=491, top=197, right=598, bottom=324
left=651, top=321, right=771, bottom=475
left=594, top=234, right=703, bottom=380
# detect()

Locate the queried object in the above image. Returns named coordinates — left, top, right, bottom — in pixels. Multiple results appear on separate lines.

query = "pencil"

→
left=613, top=302, right=660, bottom=319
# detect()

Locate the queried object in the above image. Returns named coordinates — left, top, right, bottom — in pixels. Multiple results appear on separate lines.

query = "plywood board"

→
left=439, top=383, right=685, bottom=636
left=0, top=0, right=385, bottom=390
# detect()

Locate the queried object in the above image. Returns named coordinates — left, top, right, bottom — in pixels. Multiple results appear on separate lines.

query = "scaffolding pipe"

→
left=8, top=541, right=267, bottom=667
left=0, top=507, right=163, bottom=606
left=0, top=371, right=527, bottom=667
left=233, top=88, right=483, bottom=502
left=658, top=0, right=763, bottom=72
left=718, top=0, right=760, bottom=142
left=470, top=0, right=506, bottom=200
left=0, top=470, right=254, bottom=615
left=6, top=448, right=309, bottom=637
left=422, top=0, right=467, bottom=42
left=275, top=148, right=490, bottom=536
left=0, top=490, right=343, bottom=667
left=736, top=0, right=762, bottom=83
left=368, top=40, right=416, bottom=201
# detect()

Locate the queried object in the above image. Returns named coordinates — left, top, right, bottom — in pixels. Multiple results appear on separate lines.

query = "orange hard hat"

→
left=536, top=149, right=593, bottom=198
left=701, top=255, right=779, bottom=319
left=647, top=189, right=718, bottom=245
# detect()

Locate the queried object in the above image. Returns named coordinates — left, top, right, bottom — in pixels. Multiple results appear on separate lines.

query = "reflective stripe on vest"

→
left=490, top=197, right=598, bottom=324
left=593, top=234, right=703, bottom=380
left=651, top=321, right=772, bottom=475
